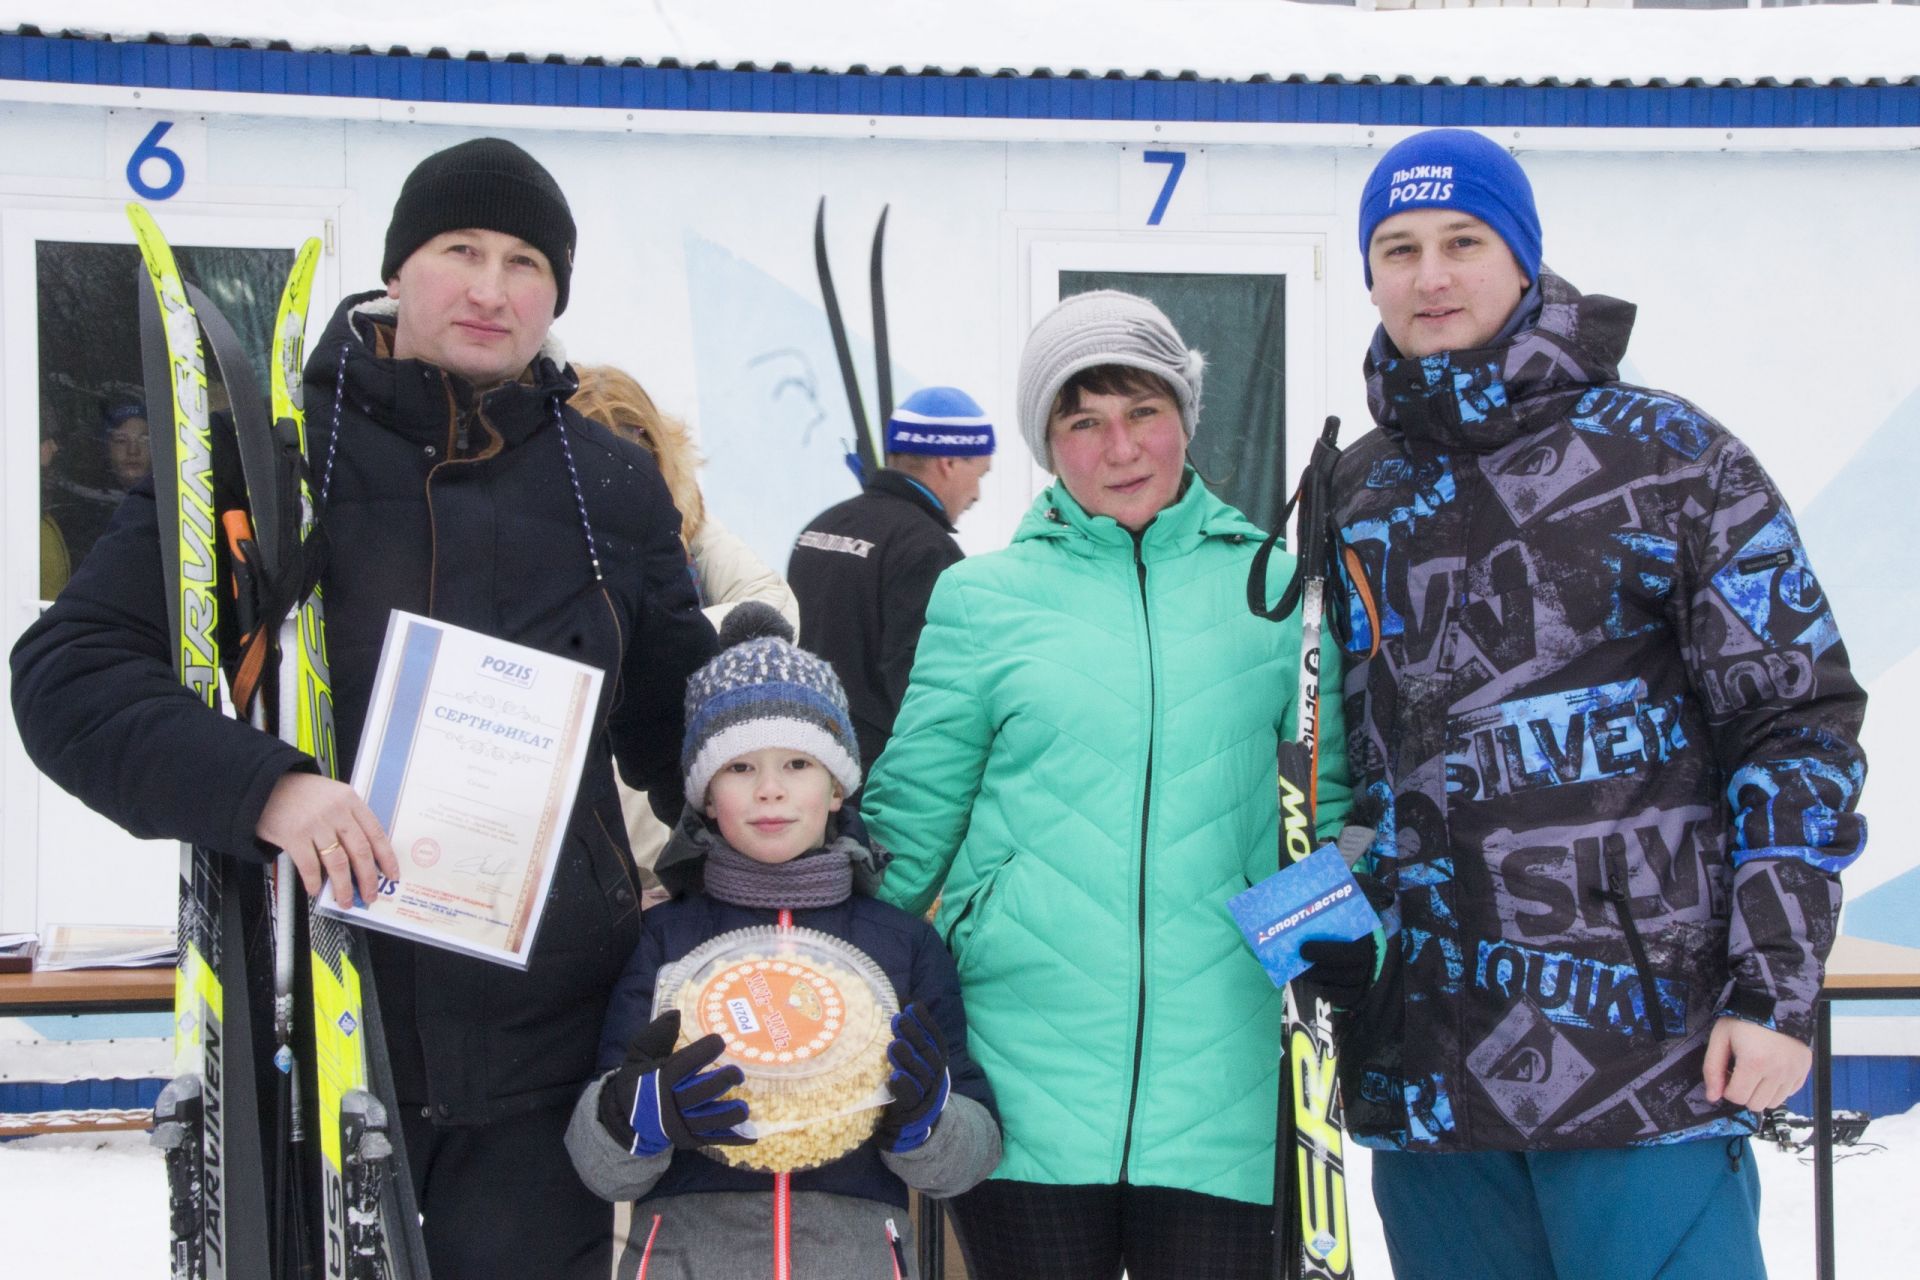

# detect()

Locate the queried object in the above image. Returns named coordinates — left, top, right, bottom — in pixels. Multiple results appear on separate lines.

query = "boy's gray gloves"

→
left=597, top=1009, right=751, bottom=1156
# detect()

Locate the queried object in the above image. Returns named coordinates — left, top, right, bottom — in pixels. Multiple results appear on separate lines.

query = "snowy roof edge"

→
left=8, top=17, right=1920, bottom=93
left=11, top=10, right=1920, bottom=92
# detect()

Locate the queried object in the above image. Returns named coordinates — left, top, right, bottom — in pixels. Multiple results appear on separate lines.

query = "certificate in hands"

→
left=321, top=610, right=604, bottom=968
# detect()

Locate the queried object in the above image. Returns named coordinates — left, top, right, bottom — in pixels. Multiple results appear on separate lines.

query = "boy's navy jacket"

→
left=594, top=885, right=997, bottom=1208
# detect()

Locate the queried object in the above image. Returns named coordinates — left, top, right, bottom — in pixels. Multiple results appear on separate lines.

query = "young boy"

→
left=566, top=604, right=1000, bottom=1277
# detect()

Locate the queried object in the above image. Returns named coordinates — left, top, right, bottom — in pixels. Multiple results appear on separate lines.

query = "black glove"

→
left=875, top=1002, right=951, bottom=1153
left=1297, top=873, right=1395, bottom=1011
left=597, top=1009, right=751, bottom=1156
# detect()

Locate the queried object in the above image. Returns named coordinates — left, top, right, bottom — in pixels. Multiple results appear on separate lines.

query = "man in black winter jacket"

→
left=11, top=137, right=716, bottom=1279
left=1329, top=129, right=1867, bottom=1280
left=788, top=385, right=994, bottom=776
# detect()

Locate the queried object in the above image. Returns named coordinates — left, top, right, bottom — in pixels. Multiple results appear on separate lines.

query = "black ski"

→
left=134, top=209, right=428, bottom=1280
left=869, top=204, right=894, bottom=428
left=226, top=239, right=431, bottom=1280
left=813, top=197, right=891, bottom=482
left=818, top=195, right=952, bottom=1275
left=131, top=203, right=274, bottom=1280
left=249, top=245, right=430, bottom=1280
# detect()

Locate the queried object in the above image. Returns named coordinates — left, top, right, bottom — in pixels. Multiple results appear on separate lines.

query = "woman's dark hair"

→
left=1048, top=364, right=1178, bottom=423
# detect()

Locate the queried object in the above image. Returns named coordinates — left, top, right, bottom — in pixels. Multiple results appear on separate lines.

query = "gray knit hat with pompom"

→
left=1015, top=290, right=1205, bottom=472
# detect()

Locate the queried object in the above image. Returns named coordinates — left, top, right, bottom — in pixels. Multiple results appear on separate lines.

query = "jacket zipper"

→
left=424, top=371, right=466, bottom=615
left=1598, top=844, right=1669, bottom=1042
left=453, top=376, right=471, bottom=455
left=774, top=907, right=795, bottom=1279
left=885, top=1217, right=907, bottom=1279
left=594, top=807, right=646, bottom=918
left=1117, top=536, right=1156, bottom=1180
left=424, top=386, right=508, bottom=615
left=635, top=1213, right=662, bottom=1278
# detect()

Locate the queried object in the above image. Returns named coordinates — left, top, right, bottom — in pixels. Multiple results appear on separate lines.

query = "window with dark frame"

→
left=35, top=241, right=292, bottom=599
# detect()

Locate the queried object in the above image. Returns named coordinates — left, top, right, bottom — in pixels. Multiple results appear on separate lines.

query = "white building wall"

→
left=1, top=99, right=1913, bottom=1052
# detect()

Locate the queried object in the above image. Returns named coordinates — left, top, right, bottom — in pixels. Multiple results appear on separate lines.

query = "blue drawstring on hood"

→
left=551, top=397, right=604, bottom=584
left=322, top=324, right=605, bottom=589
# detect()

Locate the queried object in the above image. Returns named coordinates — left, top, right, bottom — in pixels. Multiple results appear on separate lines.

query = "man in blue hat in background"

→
left=788, top=385, right=995, bottom=778
left=1314, top=127, right=1867, bottom=1278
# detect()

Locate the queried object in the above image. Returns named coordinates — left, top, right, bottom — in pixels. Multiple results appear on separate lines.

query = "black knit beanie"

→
left=380, top=137, right=577, bottom=315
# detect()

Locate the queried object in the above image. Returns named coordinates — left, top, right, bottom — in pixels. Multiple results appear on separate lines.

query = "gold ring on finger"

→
left=316, top=839, right=344, bottom=858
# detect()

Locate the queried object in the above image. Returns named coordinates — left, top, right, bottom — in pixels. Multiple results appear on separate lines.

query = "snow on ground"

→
left=3, top=1105, right=1916, bottom=1277
left=0, top=1131, right=168, bottom=1275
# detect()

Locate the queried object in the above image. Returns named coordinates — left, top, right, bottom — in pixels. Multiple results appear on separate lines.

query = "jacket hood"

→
left=1363, top=269, right=1638, bottom=454
left=304, top=289, right=579, bottom=451
left=1013, top=466, right=1264, bottom=554
left=344, top=293, right=572, bottom=370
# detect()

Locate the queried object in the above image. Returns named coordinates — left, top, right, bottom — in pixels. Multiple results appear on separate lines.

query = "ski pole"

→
left=1253, top=416, right=1357, bottom=1280
left=813, top=198, right=893, bottom=484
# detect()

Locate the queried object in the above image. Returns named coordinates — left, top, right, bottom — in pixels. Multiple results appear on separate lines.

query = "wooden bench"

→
left=0, top=967, right=174, bottom=1136
left=0, top=967, right=174, bottom=1018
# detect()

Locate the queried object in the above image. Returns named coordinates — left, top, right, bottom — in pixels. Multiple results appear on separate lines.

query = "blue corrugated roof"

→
left=4, top=29, right=1917, bottom=128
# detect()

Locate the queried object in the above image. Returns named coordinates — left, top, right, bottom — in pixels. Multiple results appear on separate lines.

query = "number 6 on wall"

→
left=126, top=121, right=186, bottom=201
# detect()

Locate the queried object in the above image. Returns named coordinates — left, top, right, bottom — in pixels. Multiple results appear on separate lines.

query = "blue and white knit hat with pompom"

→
left=681, top=603, right=862, bottom=808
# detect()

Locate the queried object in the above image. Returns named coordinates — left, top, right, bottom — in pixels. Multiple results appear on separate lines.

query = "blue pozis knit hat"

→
left=681, top=603, right=862, bottom=808
left=884, top=385, right=996, bottom=458
left=1358, top=129, right=1543, bottom=288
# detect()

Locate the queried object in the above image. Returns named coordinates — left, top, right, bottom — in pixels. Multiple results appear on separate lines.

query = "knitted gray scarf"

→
left=701, top=835, right=859, bottom=910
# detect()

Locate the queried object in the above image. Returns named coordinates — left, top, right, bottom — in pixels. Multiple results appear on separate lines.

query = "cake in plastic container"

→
left=652, top=924, right=899, bottom=1173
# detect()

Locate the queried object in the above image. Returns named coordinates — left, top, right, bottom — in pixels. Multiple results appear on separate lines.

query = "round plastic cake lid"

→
left=652, top=925, right=899, bottom=1084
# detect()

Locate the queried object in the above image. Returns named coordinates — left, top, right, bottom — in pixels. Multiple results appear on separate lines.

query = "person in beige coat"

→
left=570, top=365, right=800, bottom=894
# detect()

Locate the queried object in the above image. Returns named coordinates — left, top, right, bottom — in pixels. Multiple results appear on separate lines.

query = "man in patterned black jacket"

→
left=1329, top=129, right=1867, bottom=1279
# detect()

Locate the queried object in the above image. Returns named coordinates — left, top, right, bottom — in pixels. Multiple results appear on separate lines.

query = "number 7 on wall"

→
left=1142, top=150, right=1187, bottom=226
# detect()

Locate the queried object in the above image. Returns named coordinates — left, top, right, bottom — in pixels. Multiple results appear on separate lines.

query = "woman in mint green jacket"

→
left=862, top=291, right=1350, bottom=1279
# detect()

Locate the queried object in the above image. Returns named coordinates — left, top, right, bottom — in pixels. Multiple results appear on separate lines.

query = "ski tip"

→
left=280, top=239, right=323, bottom=306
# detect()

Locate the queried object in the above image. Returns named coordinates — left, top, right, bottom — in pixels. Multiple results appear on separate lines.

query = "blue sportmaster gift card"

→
left=1228, top=844, right=1380, bottom=989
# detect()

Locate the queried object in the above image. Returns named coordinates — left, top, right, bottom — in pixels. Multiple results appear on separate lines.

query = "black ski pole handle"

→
left=1249, top=416, right=1343, bottom=623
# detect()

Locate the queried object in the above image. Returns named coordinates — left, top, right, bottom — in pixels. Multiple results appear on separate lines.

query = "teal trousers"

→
left=1371, top=1136, right=1766, bottom=1280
